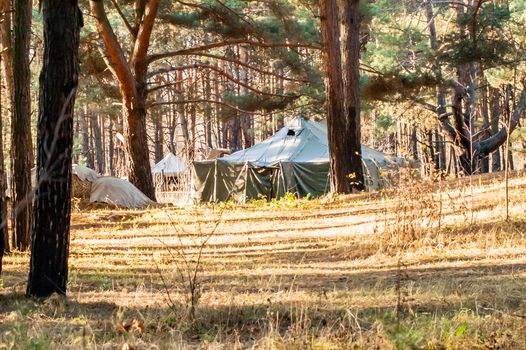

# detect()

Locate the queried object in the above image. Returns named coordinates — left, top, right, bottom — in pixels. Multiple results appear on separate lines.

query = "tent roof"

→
left=221, top=117, right=400, bottom=166
left=152, top=153, right=187, bottom=175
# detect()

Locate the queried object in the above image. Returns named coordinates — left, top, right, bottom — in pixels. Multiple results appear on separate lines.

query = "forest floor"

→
left=1, top=171, right=526, bottom=349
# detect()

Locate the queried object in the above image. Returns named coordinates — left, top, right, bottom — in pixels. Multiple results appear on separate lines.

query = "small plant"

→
left=154, top=206, right=224, bottom=322
left=377, top=168, right=443, bottom=253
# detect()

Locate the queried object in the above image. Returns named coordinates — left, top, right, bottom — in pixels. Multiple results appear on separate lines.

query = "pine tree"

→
left=27, top=0, right=82, bottom=298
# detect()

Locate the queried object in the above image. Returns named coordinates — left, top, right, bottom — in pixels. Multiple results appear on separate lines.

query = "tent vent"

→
left=287, top=129, right=295, bottom=136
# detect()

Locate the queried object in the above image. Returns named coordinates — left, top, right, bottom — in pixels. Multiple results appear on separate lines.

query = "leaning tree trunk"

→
left=27, top=0, right=82, bottom=298
left=11, top=0, right=33, bottom=250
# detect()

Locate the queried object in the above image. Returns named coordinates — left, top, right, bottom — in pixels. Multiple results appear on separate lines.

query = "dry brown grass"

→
left=1, top=171, right=526, bottom=349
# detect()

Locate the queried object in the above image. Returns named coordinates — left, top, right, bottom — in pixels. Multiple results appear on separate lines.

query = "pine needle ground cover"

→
left=1, top=173, right=526, bottom=349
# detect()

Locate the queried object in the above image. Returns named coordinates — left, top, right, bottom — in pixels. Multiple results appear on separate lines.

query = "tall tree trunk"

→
left=0, top=51, right=6, bottom=272
left=320, top=0, right=365, bottom=193
left=27, top=0, right=82, bottom=298
left=425, top=0, right=447, bottom=172
left=11, top=0, right=33, bottom=250
left=340, top=0, right=364, bottom=190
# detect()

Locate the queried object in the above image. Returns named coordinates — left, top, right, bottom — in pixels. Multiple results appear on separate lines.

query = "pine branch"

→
left=148, top=52, right=308, bottom=82
left=109, top=0, right=137, bottom=39
left=476, top=82, right=526, bottom=155
left=147, top=39, right=321, bottom=64
left=147, top=62, right=301, bottom=98
left=151, top=99, right=260, bottom=115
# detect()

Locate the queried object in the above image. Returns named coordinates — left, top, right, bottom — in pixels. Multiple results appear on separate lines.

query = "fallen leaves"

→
left=118, top=319, right=145, bottom=336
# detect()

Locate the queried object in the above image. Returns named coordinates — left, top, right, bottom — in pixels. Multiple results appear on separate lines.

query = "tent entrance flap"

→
left=193, top=160, right=275, bottom=202
left=276, top=161, right=330, bottom=198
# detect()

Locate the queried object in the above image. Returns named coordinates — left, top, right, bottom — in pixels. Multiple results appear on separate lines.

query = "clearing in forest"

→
left=1, top=172, right=526, bottom=349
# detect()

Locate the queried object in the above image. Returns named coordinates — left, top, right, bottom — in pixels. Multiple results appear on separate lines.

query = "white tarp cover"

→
left=152, top=153, right=187, bottom=176
left=30, top=164, right=154, bottom=208
left=90, top=177, right=155, bottom=209
left=73, top=164, right=101, bottom=182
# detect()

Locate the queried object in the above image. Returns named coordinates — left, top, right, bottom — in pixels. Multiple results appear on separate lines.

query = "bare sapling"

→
left=154, top=205, right=224, bottom=322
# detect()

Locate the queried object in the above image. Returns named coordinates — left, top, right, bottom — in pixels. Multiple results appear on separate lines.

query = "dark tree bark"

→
left=122, top=96, right=155, bottom=197
left=489, top=87, right=501, bottom=171
left=319, top=0, right=365, bottom=193
left=480, top=83, right=490, bottom=173
left=0, top=52, right=6, bottom=273
left=153, top=115, right=163, bottom=163
left=203, top=72, right=213, bottom=148
left=340, top=0, right=365, bottom=190
left=11, top=0, right=33, bottom=250
left=108, top=119, right=114, bottom=175
left=27, top=0, right=82, bottom=298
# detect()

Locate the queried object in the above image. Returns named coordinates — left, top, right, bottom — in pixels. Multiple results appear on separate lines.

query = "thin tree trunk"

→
left=176, top=70, right=190, bottom=158
left=239, top=45, right=251, bottom=149
left=204, top=72, right=213, bottom=148
left=108, top=119, right=114, bottom=175
left=27, top=0, right=82, bottom=297
left=480, top=83, right=490, bottom=173
left=92, top=111, right=104, bottom=173
left=153, top=115, right=163, bottom=162
left=80, top=106, right=93, bottom=168
left=490, top=87, right=501, bottom=171
left=436, top=128, right=446, bottom=171
left=101, top=115, right=106, bottom=173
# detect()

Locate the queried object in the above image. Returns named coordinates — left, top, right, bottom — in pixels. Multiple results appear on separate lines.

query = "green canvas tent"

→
left=192, top=117, right=401, bottom=202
